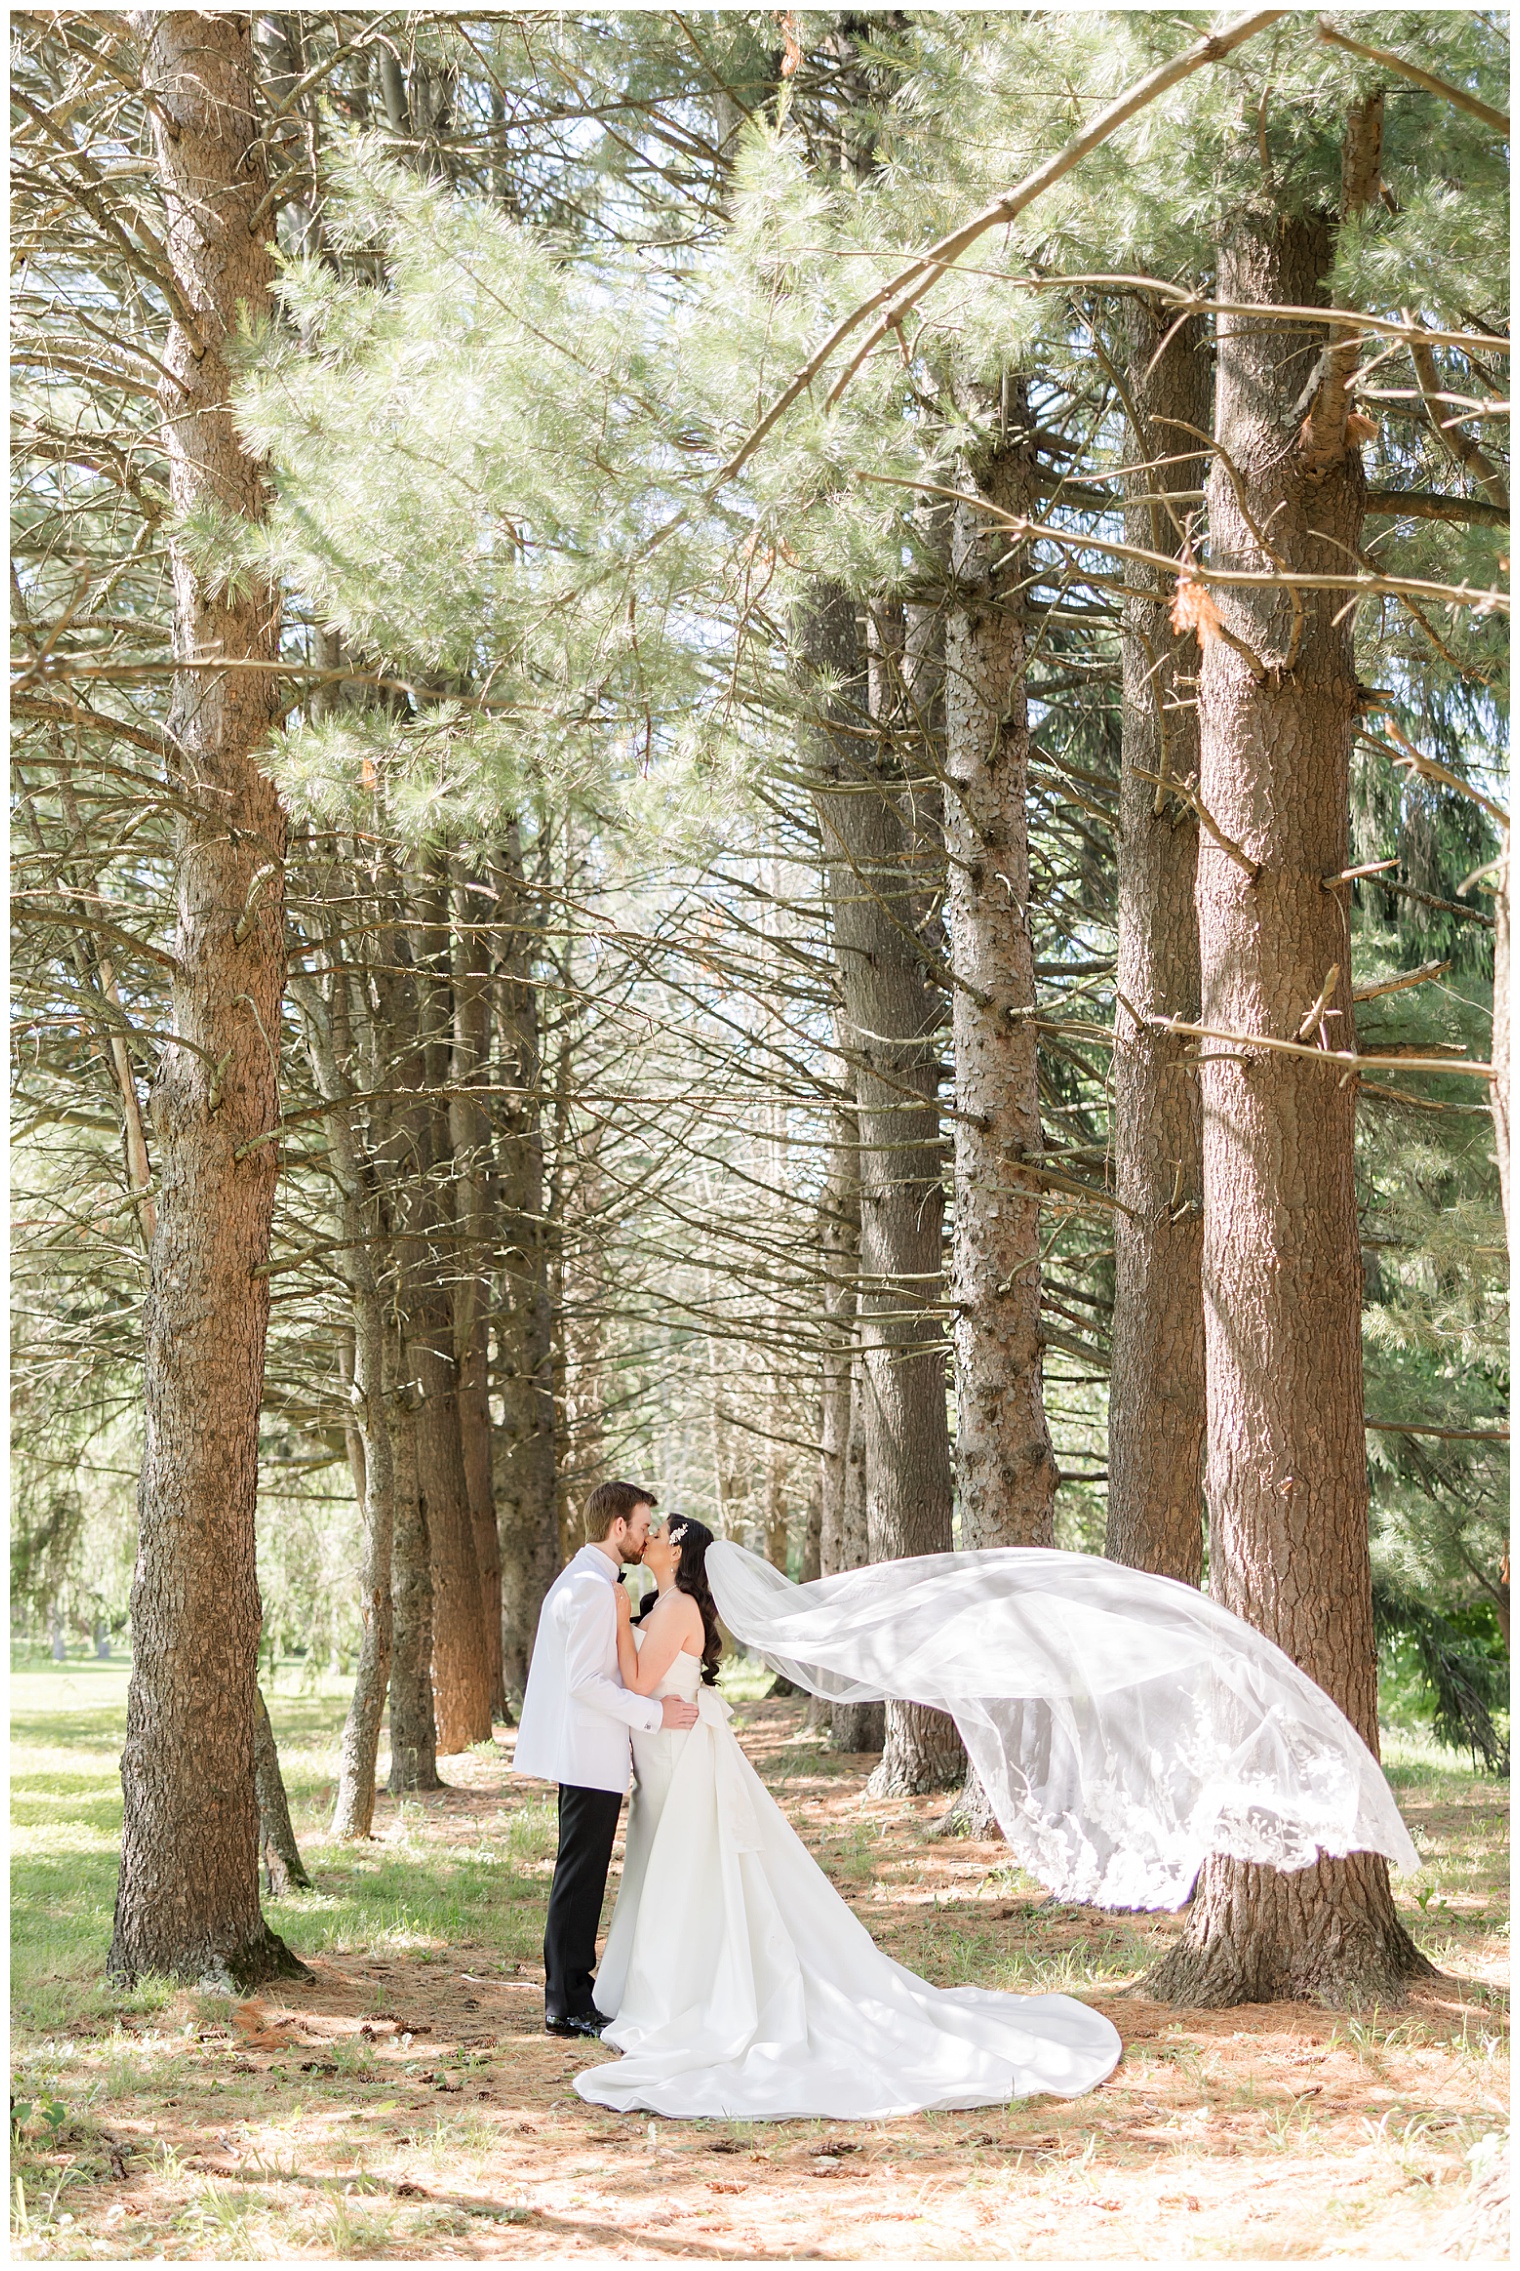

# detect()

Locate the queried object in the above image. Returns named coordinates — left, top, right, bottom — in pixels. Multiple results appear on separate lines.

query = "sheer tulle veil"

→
left=705, top=1542, right=1419, bottom=1911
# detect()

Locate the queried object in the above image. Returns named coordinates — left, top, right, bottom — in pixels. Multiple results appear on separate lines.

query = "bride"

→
left=576, top=1515, right=1418, bottom=2122
left=577, top=1514, right=1121, bottom=2120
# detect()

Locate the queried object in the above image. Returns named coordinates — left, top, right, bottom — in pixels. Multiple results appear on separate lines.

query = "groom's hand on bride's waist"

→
left=661, top=1696, right=699, bottom=1729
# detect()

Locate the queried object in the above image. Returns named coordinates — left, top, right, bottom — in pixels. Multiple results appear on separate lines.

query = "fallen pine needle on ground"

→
left=10, top=1652, right=1509, bottom=2260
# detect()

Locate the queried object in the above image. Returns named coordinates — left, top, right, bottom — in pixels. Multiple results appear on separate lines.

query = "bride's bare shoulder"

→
left=644, top=1588, right=700, bottom=1624
left=648, top=1588, right=705, bottom=1649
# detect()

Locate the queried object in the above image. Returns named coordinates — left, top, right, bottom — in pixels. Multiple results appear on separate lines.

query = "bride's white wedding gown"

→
left=574, top=1634, right=1122, bottom=2121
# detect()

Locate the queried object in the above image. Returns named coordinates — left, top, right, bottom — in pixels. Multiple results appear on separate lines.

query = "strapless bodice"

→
left=632, top=1627, right=702, bottom=1702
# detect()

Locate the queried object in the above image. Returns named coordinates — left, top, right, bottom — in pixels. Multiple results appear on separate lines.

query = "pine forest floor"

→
left=10, top=1651, right=1510, bottom=2262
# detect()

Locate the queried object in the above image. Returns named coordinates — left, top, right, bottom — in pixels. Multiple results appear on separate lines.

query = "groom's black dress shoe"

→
left=545, top=2013, right=605, bottom=2039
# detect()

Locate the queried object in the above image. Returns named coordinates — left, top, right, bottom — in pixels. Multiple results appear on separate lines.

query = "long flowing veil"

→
left=705, top=1542, right=1419, bottom=1910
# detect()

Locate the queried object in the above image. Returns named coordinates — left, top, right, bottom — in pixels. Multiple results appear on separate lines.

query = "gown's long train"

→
left=576, top=1546, right=1417, bottom=2121
left=576, top=1643, right=1122, bottom=2120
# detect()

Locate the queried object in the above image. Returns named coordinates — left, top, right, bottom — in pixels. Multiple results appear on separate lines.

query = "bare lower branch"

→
left=1315, top=19, right=1510, bottom=139
left=1150, top=1014, right=1495, bottom=1078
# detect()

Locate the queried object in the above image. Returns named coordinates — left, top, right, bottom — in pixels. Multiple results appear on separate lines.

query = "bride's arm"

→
left=620, top=1593, right=702, bottom=1695
left=613, top=1582, right=641, bottom=1689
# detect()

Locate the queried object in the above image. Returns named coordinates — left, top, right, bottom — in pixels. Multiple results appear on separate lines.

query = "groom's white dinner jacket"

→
left=512, top=1545, right=663, bottom=1794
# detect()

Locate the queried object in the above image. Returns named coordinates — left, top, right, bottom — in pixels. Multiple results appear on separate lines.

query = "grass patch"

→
left=10, top=1649, right=1509, bottom=2262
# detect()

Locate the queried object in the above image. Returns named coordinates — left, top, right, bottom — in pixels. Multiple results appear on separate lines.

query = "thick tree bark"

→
left=800, top=1478, right=822, bottom=1586
left=802, top=585, right=961, bottom=1795
left=817, top=1106, right=884, bottom=1749
left=410, top=861, right=492, bottom=1756
left=253, top=1688, right=311, bottom=1895
left=945, top=416, right=1057, bottom=1553
left=413, top=1312, right=492, bottom=1755
left=328, top=1287, right=394, bottom=1838
left=387, top=1399, right=441, bottom=1793
left=292, top=914, right=396, bottom=1841
left=333, top=881, right=441, bottom=1802
left=109, top=12, right=304, bottom=1990
left=831, top=1356, right=884, bottom=1752
left=934, top=425, right=1055, bottom=1839
left=493, top=826, right=559, bottom=1712
left=559, top=1119, right=609, bottom=1527
left=817, top=1109, right=859, bottom=1583
left=1107, top=302, right=1210, bottom=1586
left=451, top=855, right=505, bottom=1720
left=1149, top=124, right=1431, bottom=2006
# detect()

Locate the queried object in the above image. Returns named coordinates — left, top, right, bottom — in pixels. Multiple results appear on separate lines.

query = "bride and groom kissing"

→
left=513, top=1477, right=1119, bottom=2121
left=511, top=1478, right=1419, bottom=2121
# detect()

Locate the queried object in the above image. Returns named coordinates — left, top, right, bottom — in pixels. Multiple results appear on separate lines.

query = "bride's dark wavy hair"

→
left=668, top=1517, right=723, bottom=1686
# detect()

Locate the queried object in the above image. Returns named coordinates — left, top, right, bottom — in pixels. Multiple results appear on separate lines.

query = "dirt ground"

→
left=10, top=1688, right=1510, bottom=2261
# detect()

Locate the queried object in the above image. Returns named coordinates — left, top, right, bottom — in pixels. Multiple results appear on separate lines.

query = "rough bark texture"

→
left=410, top=863, right=492, bottom=1757
left=817, top=1112, right=858, bottom=1585
left=450, top=856, right=505, bottom=1720
left=363, top=888, right=441, bottom=1798
left=1107, top=302, right=1210, bottom=1586
left=387, top=1400, right=441, bottom=1793
left=945, top=419, right=1057, bottom=1553
left=414, top=1321, right=492, bottom=1756
left=817, top=1107, right=884, bottom=1751
left=1148, top=149, right=1431, bottom=2007
left=108, top=12, right=304, bottom=1990
left=835, top=1358, right=884, bottom=1752
left=802, top=585, right=961, bottom=1795
left=932, top=429, right=1053, bottom=1839
left=800, top=1480, right=822, bottom=1586
left=493, top=826, right=559, bottom=1712
left=253, top=1688, right=311, bottom=1895
left=293, top=916, right=396, bottom=1841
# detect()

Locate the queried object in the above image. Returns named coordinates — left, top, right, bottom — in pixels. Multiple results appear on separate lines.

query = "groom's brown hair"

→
left=584, top=1479, right=659, bottom=1542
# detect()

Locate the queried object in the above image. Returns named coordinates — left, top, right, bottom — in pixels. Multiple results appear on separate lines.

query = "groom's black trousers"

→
left=544, top=1783, right=624, bottom=2022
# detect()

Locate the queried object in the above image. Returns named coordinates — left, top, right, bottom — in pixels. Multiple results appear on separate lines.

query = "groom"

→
left=513, top=1479, right=699, bottom=2037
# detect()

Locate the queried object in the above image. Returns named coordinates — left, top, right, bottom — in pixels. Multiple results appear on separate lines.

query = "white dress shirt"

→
left=512, top=1544, right=663, bottom=1793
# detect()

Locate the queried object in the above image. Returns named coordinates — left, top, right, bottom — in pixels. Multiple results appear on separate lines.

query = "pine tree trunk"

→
left=561, top=1121, right=609, bottom=1512
left=451, top=856, right=505, bottom=1720
left=817, top=1114, right=883, bottom=1748
left=411, top=862, right=492, bottom=1756
left=800, top=1479, right=822, bottom=1585
left=387, top=1399, right=441, bottom=1793
left=934, top=421, right=1054, bottom=1839
left=414, top=1321, right=492, bottom=1755
left=1148, top=127, right=1431, bottom=2006
left=834, top=1353, right=884, bottom=1753
left=802, top=585, right=961, bottom=1795
left=1107, top=302, right=1210, bottom=1586
left=817, top=1111, right=859, bottom=1579
left=494, top=826, right=560, bottom=1711
left=328, top=1277, right=394, bottom=1836
left=945, top=416, right=1057, bottom=1553
left=292, top=922, right=396, bottom=1841
left=361, top=880, right=441, bottom=1799
left=109, top=11, right=304, bottom=1991
left=254, top=1688, right=311, bottom=1895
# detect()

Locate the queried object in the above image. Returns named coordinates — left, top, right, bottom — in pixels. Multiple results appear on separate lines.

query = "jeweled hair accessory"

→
left=669, top=1523, right=689, bottom=1547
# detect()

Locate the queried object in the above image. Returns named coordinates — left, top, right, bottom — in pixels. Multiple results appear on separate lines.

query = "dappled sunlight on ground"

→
left=10, top=1659, right=1509, bottom=2259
